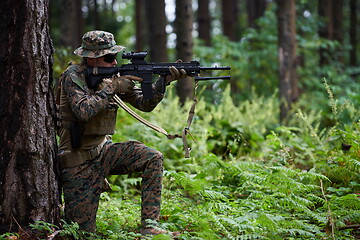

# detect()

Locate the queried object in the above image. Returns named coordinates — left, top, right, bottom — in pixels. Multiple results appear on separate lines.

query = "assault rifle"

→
left=85, top=51, right=231, bottom=100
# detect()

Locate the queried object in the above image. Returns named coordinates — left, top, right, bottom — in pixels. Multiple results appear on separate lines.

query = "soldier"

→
left=56, top=30, right=185, bottom=236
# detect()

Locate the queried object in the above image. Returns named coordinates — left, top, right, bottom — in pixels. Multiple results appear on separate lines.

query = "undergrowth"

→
left=16, top=80, right=359, bottom=240
left=89, top=81, right=359, bottom=240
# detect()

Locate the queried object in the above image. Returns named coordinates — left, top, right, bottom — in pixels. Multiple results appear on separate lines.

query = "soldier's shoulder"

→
left=63, top=63, right=85, bottom=77
left=61, top=63, right=87, bottom=90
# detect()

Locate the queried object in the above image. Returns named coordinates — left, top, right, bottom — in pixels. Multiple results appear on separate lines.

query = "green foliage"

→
left=95, top=190, right=143, bottom=239
left=0, top=232, right=19, bottom=239
left=53, top=47, right=82, bottom=89
left=194, top=25, right=279, bottom=101
left=28, top=220, right=94, bottom=239
left=46, top=2, right=360, bottom=238
left=90, top=78, right=359, bottom=239
left=49, top=45, right=359, bottom=240
left=29, top=221, right=58, bottom=233
left=59, top=220, right=95, bottom=239
left=193, top=3, right=360, bottom=128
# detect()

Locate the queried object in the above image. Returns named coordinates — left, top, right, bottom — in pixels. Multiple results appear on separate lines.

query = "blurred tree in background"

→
left=49, top=0, right=359, bottom=123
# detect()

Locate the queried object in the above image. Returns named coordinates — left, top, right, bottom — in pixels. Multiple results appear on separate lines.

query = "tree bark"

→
left=332, top=0, right=344, bottom=44
left=332, top=0, right=344, bottom=63
left=0, top=0, right=60, bottom=233
left=318, top=0, right=333, bottom=66
left=93, top=0, right=100, bottom=29
left=175, top=0, right=194, bottom=104
left=135, top=0, right=145, bottom=52
left=60, top=0, right=83, bottom=48
left=247, top=0, right=267, bottom=28
left=276, top=0, right=299, bottom=122
left=145, top=0, right=168, bottom=62
left=349, top=0, right=358, bottom=66
left=198, top=0, right=212, bottom=46
left=221, top=0, right=239, bottom=41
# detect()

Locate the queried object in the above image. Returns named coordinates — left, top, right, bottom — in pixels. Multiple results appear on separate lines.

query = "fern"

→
left=330, top=194, right=360, bottom=210
left=341, top=211, right=360, bottom=224
left=95, top=71, right=359, bottom=239
left=347, top=158, right=360, bottom=172
left=278, top=228, right=316, bottom=238
left=307, top=193, right=327, bottom=206
left=218, top=216, right=256, bottom=233
left=200, top=190, right=228, bottom=202
left=296, top=109, right=325, bottom=149
left=122, top=177, right=142, bottom=186
left=236, top=234, right=266, bottom=240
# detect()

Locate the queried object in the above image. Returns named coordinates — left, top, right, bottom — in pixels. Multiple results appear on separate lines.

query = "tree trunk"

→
left=332, top=0, right=344, bottom=44
left=318, top=0, right=333, bottom=66
left=93, top=0, right=100, bottom=29
left=175, top=0, right=194, bottom=104
left=332, top=0, right=344, bottom=63
left=247, top=0, right=267, bottom=28
left=60, top=0, right=83, bottom=48
left=0, top=0, right=60, bottom=234
left=350, top=0, right=358, bottom=67
left=276, top=0, right=299, bottom=122
left=221, top=0, right=239, bottom=41
left=145, top=0, right=168, bottom=62
left=135, top=0, right=145, bottom=52
left=111, top=0, right=117, bottom=15
left=198, top=0, right=212, bottom=46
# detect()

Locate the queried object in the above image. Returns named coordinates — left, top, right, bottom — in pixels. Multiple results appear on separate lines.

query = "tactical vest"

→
left=56, top=64, right=117, bottom=136
left=57, top=90, right=117, bottom=135
left=55, top=63, right=117, bottom=168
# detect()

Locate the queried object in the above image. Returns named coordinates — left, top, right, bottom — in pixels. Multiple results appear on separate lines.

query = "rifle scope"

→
left=122, top=51, right=148, bottom=60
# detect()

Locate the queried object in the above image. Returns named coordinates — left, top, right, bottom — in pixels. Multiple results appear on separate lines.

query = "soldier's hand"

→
left=112, top=74, right=143, bottom=94
left=98, top=78, right=116, bottom=94
left=166, top=59, right=187, bottom=83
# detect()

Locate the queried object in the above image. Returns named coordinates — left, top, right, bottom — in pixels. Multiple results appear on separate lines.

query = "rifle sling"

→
left=112, top=94, right=194, bottom=158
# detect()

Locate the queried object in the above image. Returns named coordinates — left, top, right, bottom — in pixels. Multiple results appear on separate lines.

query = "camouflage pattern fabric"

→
left=60, top=63, right=110, bottom=121
left=58, top=61, right=165, bottom=232
left=74, top=30, right=125, bottom=58
left=62, top=140, right=163, bottom=232
left=60, top=62, right=164, bottom=122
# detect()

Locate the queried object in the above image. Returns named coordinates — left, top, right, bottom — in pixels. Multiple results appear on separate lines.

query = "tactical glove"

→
left=112, top=74, right=142, bottom=94
left=99, top=74, right=142, bottom=95
left=166, top=59, right=187, bottom=83
left=98, top=78, right=116, bottom=95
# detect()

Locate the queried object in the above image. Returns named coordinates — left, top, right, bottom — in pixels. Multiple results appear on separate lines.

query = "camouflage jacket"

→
left=57, top=62, right=164, bottom=152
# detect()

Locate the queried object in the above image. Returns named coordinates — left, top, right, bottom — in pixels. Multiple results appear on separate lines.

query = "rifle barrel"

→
left=195, top=76, right=231, bottom=81
left=200, top=66, right=231, bottom=71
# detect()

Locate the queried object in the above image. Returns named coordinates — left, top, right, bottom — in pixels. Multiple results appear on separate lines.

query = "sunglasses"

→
left=103, top=53, right=117, bottom=63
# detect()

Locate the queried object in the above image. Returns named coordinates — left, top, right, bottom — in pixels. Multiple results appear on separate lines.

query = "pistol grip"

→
left=141, top=74, right=154, bottom=100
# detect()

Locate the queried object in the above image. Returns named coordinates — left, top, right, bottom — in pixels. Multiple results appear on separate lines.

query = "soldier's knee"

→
left=147, top=149, right=164, bottom=170
left=153, top=150, right=163, bottom=161
left=151, top=150, right=164, bottom=166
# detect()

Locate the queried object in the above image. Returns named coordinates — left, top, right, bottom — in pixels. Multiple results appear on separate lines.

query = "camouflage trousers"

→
left=61, top=140, right=164, bottom=232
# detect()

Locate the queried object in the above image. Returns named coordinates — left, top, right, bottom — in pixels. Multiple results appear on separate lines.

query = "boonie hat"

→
left=74, top=30, right=125, bottom=58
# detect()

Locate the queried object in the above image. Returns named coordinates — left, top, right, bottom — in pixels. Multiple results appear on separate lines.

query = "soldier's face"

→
left=87, top=56, right=117, bottom=67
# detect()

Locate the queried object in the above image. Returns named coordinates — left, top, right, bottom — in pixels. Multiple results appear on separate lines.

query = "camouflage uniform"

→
left=57, top=31, right=166, bottom=233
